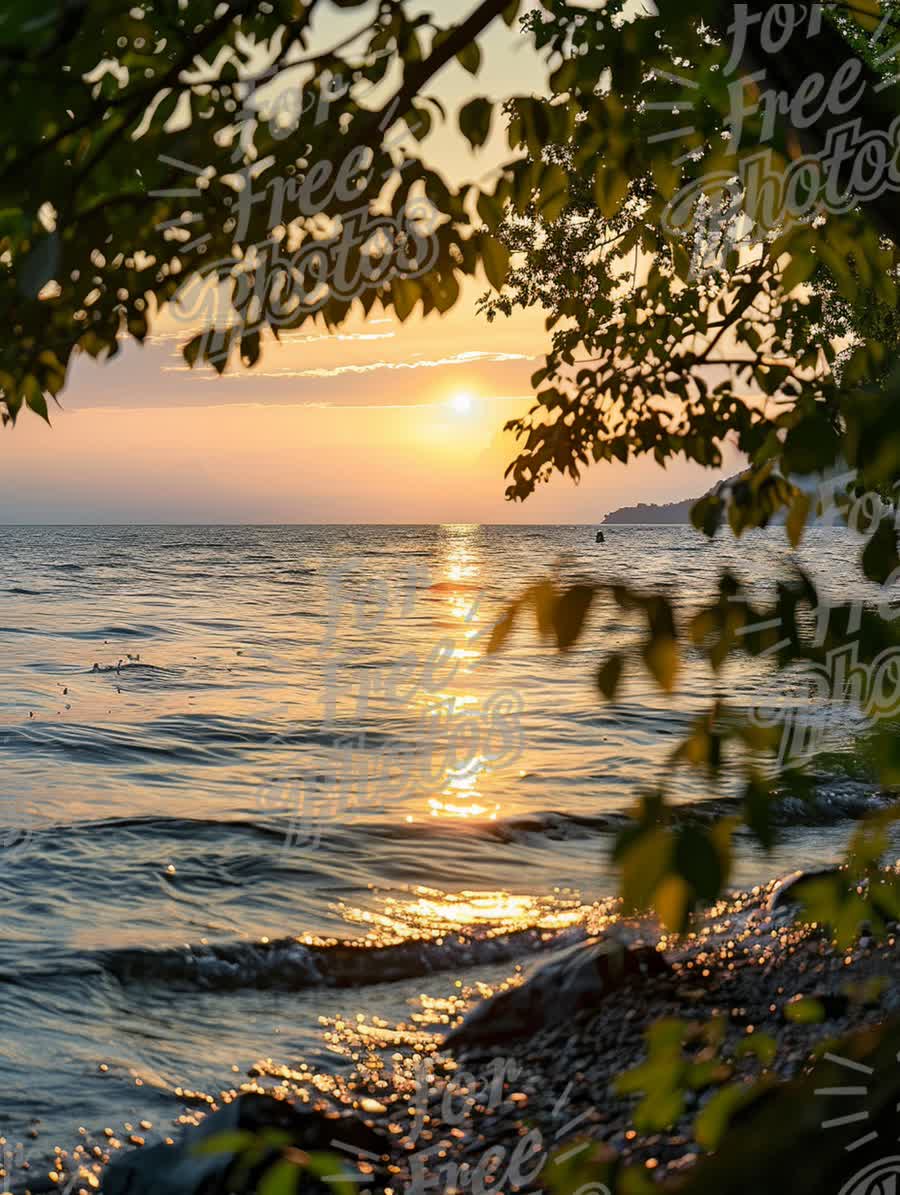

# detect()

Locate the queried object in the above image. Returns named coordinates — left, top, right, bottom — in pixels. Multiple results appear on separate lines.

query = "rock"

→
left=768, top=868, right=900, bottom=930
left=767, top=868, right=843, bottom=914
left=442, top=936, right=670, bottom=1056
left=101, top=1093, right=389, bottom=1195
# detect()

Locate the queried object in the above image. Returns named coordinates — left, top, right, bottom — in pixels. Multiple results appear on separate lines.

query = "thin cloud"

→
left=162, top=349, right=535, bottom=381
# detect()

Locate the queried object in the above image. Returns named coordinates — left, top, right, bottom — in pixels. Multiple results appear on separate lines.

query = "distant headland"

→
left=603, top=464, right=855, bottom=525
left=603, top=496, right=697, bottom=524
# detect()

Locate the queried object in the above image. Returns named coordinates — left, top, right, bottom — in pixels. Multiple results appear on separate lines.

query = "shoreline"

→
left=19, top=868, right=900, bottom=1194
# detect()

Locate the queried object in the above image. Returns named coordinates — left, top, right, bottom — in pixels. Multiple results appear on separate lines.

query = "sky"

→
left=0, top=0, right=737, bottom=525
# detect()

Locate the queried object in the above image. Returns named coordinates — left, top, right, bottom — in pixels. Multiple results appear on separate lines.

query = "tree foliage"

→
left=5, top=0, right=900, bottom=953
left=7, top=3, right=900, bottom=1187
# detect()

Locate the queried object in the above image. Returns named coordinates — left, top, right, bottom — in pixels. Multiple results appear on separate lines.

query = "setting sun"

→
left=450, top=391, right=476, bottom=415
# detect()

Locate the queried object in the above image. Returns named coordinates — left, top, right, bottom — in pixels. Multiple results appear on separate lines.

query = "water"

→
left=0, top=524, right=887, bottom=1162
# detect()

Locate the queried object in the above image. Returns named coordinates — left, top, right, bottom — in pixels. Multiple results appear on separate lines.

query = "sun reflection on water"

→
left=409, top=526, right=517, bottom=826
left=337, top=886, right=587, bottom=944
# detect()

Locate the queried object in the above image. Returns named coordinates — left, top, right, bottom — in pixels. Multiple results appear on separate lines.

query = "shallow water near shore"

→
left=0, top=523, right=894, bottom=1164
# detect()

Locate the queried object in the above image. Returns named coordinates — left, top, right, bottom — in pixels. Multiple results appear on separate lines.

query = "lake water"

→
left=0, top=523, right=889, bottom=1170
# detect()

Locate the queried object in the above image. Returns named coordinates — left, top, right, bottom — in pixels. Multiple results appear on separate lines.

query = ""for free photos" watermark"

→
left=652, top=3, right=900, bottom=273
left=404, top=1055, right=603, bottom=1195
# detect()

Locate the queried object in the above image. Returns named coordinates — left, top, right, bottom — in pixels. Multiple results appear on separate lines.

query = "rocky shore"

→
left=14, top=870, right=900, bottom=1195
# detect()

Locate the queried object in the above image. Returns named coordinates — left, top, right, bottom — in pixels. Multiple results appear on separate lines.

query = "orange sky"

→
left=0, top=0, right=739, bottom=524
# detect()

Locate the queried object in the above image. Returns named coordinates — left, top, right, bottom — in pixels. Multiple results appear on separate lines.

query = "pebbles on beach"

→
left=14, top=873, right=900, bottom=1194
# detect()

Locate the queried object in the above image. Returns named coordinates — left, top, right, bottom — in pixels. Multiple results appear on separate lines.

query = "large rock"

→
left=101, top=1093, right=389, bottom=1195
left=767, top=867, right=843, bottom=914
left=442, top=936, right=671, bottom=1056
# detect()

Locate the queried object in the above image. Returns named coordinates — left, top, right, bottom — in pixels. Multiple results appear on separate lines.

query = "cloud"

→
left=162, top=348, right=535, bottom=381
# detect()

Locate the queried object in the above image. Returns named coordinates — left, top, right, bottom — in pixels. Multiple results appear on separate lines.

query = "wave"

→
left=0, top=625, right=164, bottom=642
left=88, top=661, right=180, bottom=676
left=93, top=924, right=585, bottom=993
left=14, top=776, right=888, bottom=856
left=70, top=624, right=165, bottom=640
left=502, top=779, right=891, bottom=838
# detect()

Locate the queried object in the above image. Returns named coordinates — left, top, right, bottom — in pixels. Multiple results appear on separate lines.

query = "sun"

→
left=450, top=391, right=476, bottom=415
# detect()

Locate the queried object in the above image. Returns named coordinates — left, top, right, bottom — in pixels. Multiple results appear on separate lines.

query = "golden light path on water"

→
left=410, top=525, right=506, bottom=825
left=337, top=887, right=588, bottom=941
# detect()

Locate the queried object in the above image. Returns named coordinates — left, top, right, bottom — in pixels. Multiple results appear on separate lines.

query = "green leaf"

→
left=22, top=375, right=49, bottom=422
left=459, top=98, right=493, bottom=149
left=19, top=230, right=60, bottom=299
left=784, top=996, right=825, bottom=1025
left=780, top=251, right=817, bottom=294
left=456, top=40, right=482, bottom=75
left=481, top=234, right=510, bottom=291
left=675, top=825, right=723, bottom=901
left=0, top=207, right=28, bottom=241
left=655, top=873, right=691, bottom=933
left=786, top=491, right=811, bottom=548
left=735, top=1033, right=777, bottom=1065
left=391, top=277, right=420, bottom=322
left=192, top=1131, right=256, bottom=1157
left=257, top=1160, right=300, bottom=1195
left=305, top=1153, right=358, bottom=1195
left=620, top=827, right=672, bottom=915
left=538, top=163, right=570, bottom=223
left=549, top=59, right=577, bottom=94
left=502, top=0, right=523, bottom=27
left=695, top=1084, right=759, bottom=1150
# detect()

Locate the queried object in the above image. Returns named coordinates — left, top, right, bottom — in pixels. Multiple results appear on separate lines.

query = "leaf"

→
left=552, top=584, right=595, bottom=651
left=192, top=1131, right=256, bottom=1157
left=620, top=827, right=672, bottom=914
left=735, top=1033, right=777, bottom=1065
left=257, top=1160, right=300, bottom=1195
left=549, top=59, right=577, bottom=94
left=845, top=0, right=882, bottom=30
left=786, top=491, right=811, bottom=548
left=695, top=1084, right=759, bottom=1150
left=529, top=579, right=557, bottom=638
left=19, top=230, right=60, bottom=299
left=502, top=0, right=521, bottom=24
left=21, top=374, right=49, bottom=422
left=744, top=778, right=776, bottom=852
left=594, top=164, right=629, bottom=219
left=655, top=873, right=691, bottom=932
left=642, top=634, right=679, bottom=692
left=456, top=40, right=482, bottom=75
left=305, top=1153, right=358, bottom=1195
left=0, top=206, right=28, bottom=241
left=862, top=516, right=900, bottom=585
left=480, top=234, right=510, bottom=291
left=784, top=996, right=825, bottom=1025
left=409, top=104, right=432, bottom=141
left=780, top=250, right=817, bottom=294
left=459, top=98, right=493, bottom=149
left=675, top=825, right=724, bottom=901
left=183, top=335, right=204, bottom=369
left=487, top=603, right=518, bottom=653
left=597, top=652, right=625, bottom=700
left=538, top=163, right=570, bottom=222
left=391, top=277, right=420, bottom=322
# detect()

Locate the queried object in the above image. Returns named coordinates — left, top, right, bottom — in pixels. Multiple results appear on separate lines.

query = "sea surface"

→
left=0, top=524, right=893, bottom=1168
